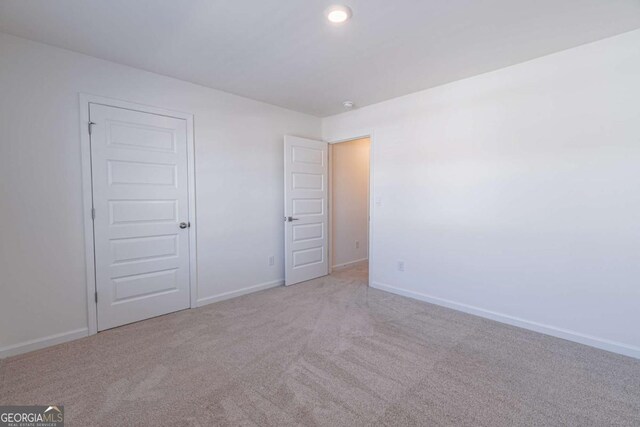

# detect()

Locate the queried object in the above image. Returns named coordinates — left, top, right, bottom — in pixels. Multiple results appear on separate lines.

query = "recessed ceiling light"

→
left=326, top=5, right=352, bottom=24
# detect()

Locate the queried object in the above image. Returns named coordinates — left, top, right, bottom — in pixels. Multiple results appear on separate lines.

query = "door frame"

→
left=79, top=93, right=197, bottom=335
left=326, top=132, right=375, bottom=285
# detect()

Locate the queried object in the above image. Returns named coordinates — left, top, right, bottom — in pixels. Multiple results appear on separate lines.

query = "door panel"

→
left=90, top=103, right=191, bottom=330
left=284, top=136, right=328, bottom=285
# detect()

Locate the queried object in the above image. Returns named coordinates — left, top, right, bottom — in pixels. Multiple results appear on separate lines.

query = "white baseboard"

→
left=196, top=279, right=284, bottom=307
left=371, top=281, right=640, bottom=360
left=2, top=280, right=284, bottom=358
left=0, top=328, right=89, bottom=359
left=332, top=258, right=368, bottom=270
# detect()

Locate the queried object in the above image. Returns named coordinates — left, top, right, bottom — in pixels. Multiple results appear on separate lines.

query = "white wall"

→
left=0, top=33, right=321, bottom=356
left=331, top=138, right=370, bottom=268
left=323, top=30, right=640, bottom=358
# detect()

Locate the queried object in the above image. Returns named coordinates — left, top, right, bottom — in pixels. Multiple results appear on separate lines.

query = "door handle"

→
left=179, top=222, right=189, bottom=229
left=286, top=216, right=300, bottom=222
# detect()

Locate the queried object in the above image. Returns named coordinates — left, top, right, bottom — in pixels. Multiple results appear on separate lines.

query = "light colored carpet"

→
left=1, top=263, right=639, bottom=426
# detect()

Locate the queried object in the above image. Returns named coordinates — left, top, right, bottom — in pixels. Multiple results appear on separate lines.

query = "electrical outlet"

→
left=268, top=255, right=275, bottom=266
left=355, top=240, right=360, bottom=249
left=397, top=261, right=405, bottom=272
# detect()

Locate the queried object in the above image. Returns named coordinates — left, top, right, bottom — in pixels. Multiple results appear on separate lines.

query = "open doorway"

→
left=329, top=137, right=371, bottom=281
left=283, top=134, right=371, bottom=287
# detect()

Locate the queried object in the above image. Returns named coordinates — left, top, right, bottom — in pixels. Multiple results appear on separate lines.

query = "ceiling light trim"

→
left=326, top=5, right=352, bottom=24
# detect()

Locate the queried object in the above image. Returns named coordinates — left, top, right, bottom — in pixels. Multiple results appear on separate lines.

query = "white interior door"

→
left=284, top=135, right=329, bottom=285
left=90, top=103, right=191, bottom=331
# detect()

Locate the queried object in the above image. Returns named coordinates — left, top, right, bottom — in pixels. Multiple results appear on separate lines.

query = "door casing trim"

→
left=79, top=93, right=197, bottom=335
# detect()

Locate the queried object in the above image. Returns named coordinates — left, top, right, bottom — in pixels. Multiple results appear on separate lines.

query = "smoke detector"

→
left=342, top=100, right=355, bottom=110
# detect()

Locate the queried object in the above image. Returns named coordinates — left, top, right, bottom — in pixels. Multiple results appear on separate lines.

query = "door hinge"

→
left=95, top=292, right=98, bottom=303
left=91, top=208, right=96, bottom=220
left=88, top=121, right=96, bottom=135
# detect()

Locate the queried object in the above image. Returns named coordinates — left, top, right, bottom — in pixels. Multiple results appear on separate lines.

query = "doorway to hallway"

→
left=329, top=137, right=371, bottom=274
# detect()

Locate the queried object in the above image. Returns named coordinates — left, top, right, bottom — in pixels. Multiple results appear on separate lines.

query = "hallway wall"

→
left=331, top=138, right=370, bottom=268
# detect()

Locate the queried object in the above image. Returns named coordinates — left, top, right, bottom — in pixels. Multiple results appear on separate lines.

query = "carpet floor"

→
left=1, top=263, right=639, bottom=426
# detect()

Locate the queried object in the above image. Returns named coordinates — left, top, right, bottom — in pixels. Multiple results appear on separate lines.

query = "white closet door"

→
left=90, top=103, right=191, bottom=330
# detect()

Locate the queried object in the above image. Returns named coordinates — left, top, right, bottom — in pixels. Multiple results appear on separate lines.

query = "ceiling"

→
left=1, top=1, right=639, bottom=117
